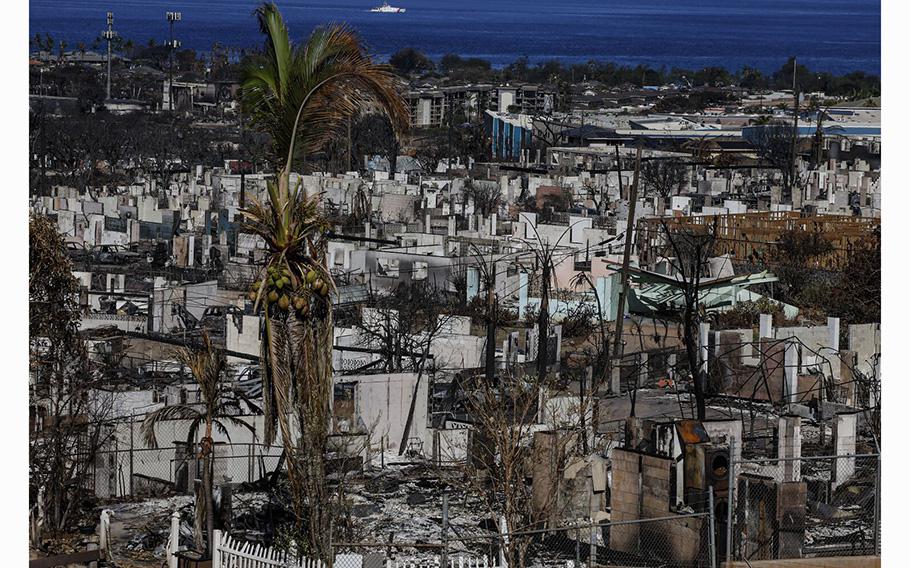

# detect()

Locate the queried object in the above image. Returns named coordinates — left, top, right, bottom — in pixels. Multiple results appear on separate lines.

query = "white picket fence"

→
left=161, top=512, right=503, bottom=568
left=383, top=555, right=498, bottom=568
left=212, top=529, right=327, bottom=568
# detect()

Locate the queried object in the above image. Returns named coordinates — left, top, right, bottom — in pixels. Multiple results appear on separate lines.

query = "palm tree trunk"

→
left=537, top=262, right=550, bottom=381
left=193, top=478, right=205, bottom=552
left=203, top=419, right=215, bottom=556
left=204, top=452, right=214, bottom=554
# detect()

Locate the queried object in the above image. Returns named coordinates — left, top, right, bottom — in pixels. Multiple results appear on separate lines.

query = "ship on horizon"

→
left=370, top=2, right=406, bottom=13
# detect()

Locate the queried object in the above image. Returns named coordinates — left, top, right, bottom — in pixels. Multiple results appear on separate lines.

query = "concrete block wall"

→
left=610, top=449, right=677, bottom=557
left=609, top=448, right=642, bottom=553
left=640, top=453, right=671, bottom=517
left=831, top=412, right=857, bottom=490
left=778, top=415, right=801, bottom=483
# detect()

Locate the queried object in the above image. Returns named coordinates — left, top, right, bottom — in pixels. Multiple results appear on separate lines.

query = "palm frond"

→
left=140, top=405, right=203, bottom=449
left=214, top=415, right=258, bottom=444
left=173, top=332, right=226, bottom=420
left=241, top=6, right=409, bottom=175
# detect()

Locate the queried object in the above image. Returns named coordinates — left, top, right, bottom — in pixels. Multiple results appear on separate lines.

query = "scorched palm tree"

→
left=240, top=2, right=408, bottom=560
left=140, top=333, right=253, bottom=555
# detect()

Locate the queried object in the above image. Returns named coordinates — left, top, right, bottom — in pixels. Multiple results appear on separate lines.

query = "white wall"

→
left=344, top=372, right=430, bottom=455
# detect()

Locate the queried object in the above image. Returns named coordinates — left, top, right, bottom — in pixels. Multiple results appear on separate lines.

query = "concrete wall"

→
left=609, top=448, right=704, bottom=563
left=344, top=372, right=430, bottom=455
left=349, top=249, right=458, bottom=291
left=226, top=314, right=261, bottom=364
left=184, top=280, right=219, bottom=320
left=847, top=323, right=880, bottom=381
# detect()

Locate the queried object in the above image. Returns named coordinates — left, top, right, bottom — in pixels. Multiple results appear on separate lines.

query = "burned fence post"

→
left=441, top=492, right=449, bottom=568
left=129, top=413, right=135, bottom=497
left=726, top=438, right=735, bottom=565
left=874, top=453, right=881, bottom=555
left=708, top=486, right=716, bottom=568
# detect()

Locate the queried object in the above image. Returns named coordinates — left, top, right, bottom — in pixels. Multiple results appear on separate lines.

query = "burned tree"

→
left=463, top=179, right=502, bottom=218
left=640, top=157, right=688, bottom=199
left=453, top=369, right=587, bottom=568
left=516, top=223, right=578, bottom=383
left=29, top=216, right=112, bottom=543
left=569, top=272, right=611, bottom=391
left=771, top=228, right=835, bottom=306
left=750, top=120, right=799, bottom=195
left=357, top=280, right=455, bottom=373
left=355, top=279, right=456, bottom=453
left=658, top=218, right=719, bottom=420
left=140, top=333, right=254, bottom=555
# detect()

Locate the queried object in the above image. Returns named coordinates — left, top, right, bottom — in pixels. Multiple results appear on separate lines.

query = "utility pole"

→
left=166, top=11, right=182, bottom=112
left=614, top=144, right=625, bottom=200
left=39, top=97, right=47, bottom=196
left=484, top=258, right=497, bottom=384
left=239, top=112, right=246, bottom=210
left=790, top=56, right=799, bottom=199
left=580, top=110, right=586, bottom=147
left=611, top=145, right=642, bottom=399
left=447, top=91, right=454, bottom=170
left=102, top=12, right=117, bottom=101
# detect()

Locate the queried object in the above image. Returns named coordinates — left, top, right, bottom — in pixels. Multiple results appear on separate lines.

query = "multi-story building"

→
left=407, top=82, right=556, bottom=128
left=489, top=83, right=557, bottom=115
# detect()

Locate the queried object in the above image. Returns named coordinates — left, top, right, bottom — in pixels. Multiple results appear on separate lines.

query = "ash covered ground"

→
left=99, top=459, right=498, bottom=566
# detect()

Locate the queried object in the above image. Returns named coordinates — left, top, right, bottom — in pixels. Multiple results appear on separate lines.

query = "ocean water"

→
left=29, top=0, right=880, bottom=75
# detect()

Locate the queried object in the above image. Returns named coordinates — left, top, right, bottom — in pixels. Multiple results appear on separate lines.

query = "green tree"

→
left=239, top=3, right=409, bottom=560
left=241, top=2, right=408, bottom=201
left=388, top=47, right=435, bottom=76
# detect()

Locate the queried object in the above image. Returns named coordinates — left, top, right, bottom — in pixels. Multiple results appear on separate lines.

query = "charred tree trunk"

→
left=537, top=261, right=551, bottom=381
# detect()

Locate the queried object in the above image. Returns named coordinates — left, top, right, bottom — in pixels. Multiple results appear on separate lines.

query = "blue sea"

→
left=29, top=0, right=880, bottom=75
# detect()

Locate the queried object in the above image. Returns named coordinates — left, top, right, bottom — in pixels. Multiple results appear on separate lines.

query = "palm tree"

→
left=140, top=334, right=254, bottom=555
left=241, top=2, right=408, bottom=202
left=239, top=2, right=408, bottom=560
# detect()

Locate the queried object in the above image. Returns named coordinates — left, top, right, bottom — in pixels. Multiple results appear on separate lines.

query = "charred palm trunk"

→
left=537, top=262, right=550, bottom=381
left=485, top=283, right=497, bottom=383
left=201, top=425, right=215, bottom=555
left=300, top=301, right=334, bottom=561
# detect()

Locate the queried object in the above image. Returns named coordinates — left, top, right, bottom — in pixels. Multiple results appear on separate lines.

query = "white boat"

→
left=370, top=2, right=406, bottom=13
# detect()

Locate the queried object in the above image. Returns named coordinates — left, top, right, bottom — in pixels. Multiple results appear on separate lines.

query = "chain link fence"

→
left=332, top=513, right=715, bottom=568
left=78, top=442, right=879, bottom=568
left=87, top=443, right=285, bottom=499
left=728, top=453, right=880, bottom=563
